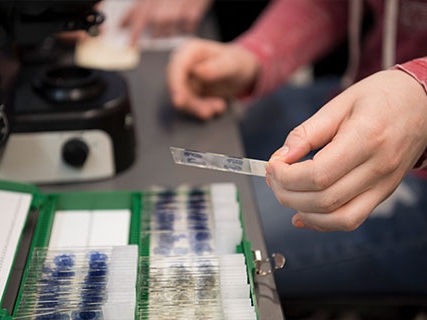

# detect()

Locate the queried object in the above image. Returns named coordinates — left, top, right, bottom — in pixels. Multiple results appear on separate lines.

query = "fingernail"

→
left=279, top=145, right=289, bottom=156
left=293, top=220, right=306, bottom=228
left=269, top=145, right=289, bottom=162
left=292, top=216, right=306, bottom=229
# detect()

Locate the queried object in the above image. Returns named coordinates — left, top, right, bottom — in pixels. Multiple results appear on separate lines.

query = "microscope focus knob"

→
left=62, top=138, right=90, bottom=168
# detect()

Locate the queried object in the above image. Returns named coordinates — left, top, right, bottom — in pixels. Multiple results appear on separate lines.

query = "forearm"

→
left=235, top=0, right=348, bottom=99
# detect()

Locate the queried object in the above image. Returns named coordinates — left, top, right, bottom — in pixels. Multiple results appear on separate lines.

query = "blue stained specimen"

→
left=155, top=209, right=175, bottom=230
left=71, top=310, right=100, bottom=320
left=226, top=158, right=244, bottom=165
left=26, top=250, right=112, bottom=320
left=187, top=202, right=206, bottom=210
left=195, top=231, right=211, bottom=241
left=81, top=292, right=104, bottom=303
left=88, top=252, right=108, bottom=262
left=37, top=299, right=59, bottom=309
left=35, top=312, right=69, bottom=320
left=42, top=265, right=54, bottom=274
left=39, top=278, right=61, bottom=289
left=153, top=245, right=171, bottom=255
left=158, top=190, right=176, bottom=198
left=159, top=233, right=175, bottom=244
left=188, top=158, right=207, bottom=165
left=183, top=151, right=203, bottom=158
left=82, top=282, right=106, bottom=291
left=76, top=250, right=109, bottom=314
left=54, top=254, right=75, bottom=268
left=192, top=242, right=213, bottom=255
left=189, top=224, right=209, bottom=230
left=51, top=270, right=75, bottom=278
left=89, top=260, right=107, bottom=269
left=223, top=164, right=242, bottom=171
left=87, top=269, right=108, bottom=277
left=187, top=211, right=208, bottom=221
left=189, top=189, right=204, bottom=196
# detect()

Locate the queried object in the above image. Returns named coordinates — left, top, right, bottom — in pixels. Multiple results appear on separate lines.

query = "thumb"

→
left=270, top=97, right=350, bottom=164
left=191, top=53, right=234, bottom=83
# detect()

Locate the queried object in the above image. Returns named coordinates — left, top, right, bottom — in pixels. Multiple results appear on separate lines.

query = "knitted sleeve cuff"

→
left=392, top=58, right=427, bottom=169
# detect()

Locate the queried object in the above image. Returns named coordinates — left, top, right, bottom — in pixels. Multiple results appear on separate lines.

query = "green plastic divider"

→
left=0, top=180, right=42, bottom=317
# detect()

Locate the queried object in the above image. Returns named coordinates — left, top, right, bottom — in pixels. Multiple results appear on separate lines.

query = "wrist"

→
left=391, top=61, right=427, bottom=170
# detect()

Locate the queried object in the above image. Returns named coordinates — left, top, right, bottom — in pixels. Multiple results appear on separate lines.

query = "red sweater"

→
left=236, top=0, right=427, bottom=96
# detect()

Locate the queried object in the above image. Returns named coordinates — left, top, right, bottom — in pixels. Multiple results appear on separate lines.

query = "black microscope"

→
left=0, top=0, right=136, bottom=184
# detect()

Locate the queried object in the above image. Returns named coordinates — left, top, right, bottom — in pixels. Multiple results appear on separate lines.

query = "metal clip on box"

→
left=253, top=250, right=286, bottom=276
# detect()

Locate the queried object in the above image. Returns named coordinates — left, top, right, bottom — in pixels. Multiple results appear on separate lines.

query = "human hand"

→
left=266, top=70, right=427, bottom=232
left=55, top=30, right=90, bottom=45
left=120, top=0, right=213, bottom=46
left=167, top=38, right=259, bottom=120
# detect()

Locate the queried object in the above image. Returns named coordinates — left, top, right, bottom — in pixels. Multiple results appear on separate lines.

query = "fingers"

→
left=267, top=155, right=389, bottom=214
left=264, top=87, right=384, bottom=231
left=178, top=96, right=227, bottom=120
left=269, top=91, right=355, bottom=164
left=119, top=0, right=185, bottom=46
left=180, top=0, right=213, bottom=34
left=119, top=1, right=151, bottom=46
left=150, top=0, right=211, bottom=37
left=267, top=92, right=369, bottom=191
left=268, top=147, right=399, bottom=231
left=152, top=0, right=213, bottom=35
left=149, top=0, right=181, bottom=38
left=119, top=0, right=212, bottom=47
left=268, top=124, right=371, bottom=192
left=187, top=44, right=259, bottom=98
left=192, top=52, right=238, bottom=83
left=168, top=40, right=209, bottom=106
left=265, top=70, right=427, bottom=232
left=167, top=40, right=257, bottom=119
left=167, top=39, right=228, bottom=117
left=175, top=70, right=227, bottom=119
left=118, top=6, right=135, bottom=28
left=181, top=7, right=203, bottom=34
left=291, top=184, right=394, bottom=232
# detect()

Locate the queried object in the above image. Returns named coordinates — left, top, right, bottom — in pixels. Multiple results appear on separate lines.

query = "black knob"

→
left=62, top=138, right=90, bottom=168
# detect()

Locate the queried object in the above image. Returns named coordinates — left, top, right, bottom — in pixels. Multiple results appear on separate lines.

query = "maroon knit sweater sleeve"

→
left=394, top=58, right=427, bottom=172
left=234, top=0, right=348, bottom=99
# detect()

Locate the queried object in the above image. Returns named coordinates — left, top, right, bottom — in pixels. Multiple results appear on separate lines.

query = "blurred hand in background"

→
left=167, top=38, right=260, bottom=120
left=120, top=0, right=213, bottom=46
